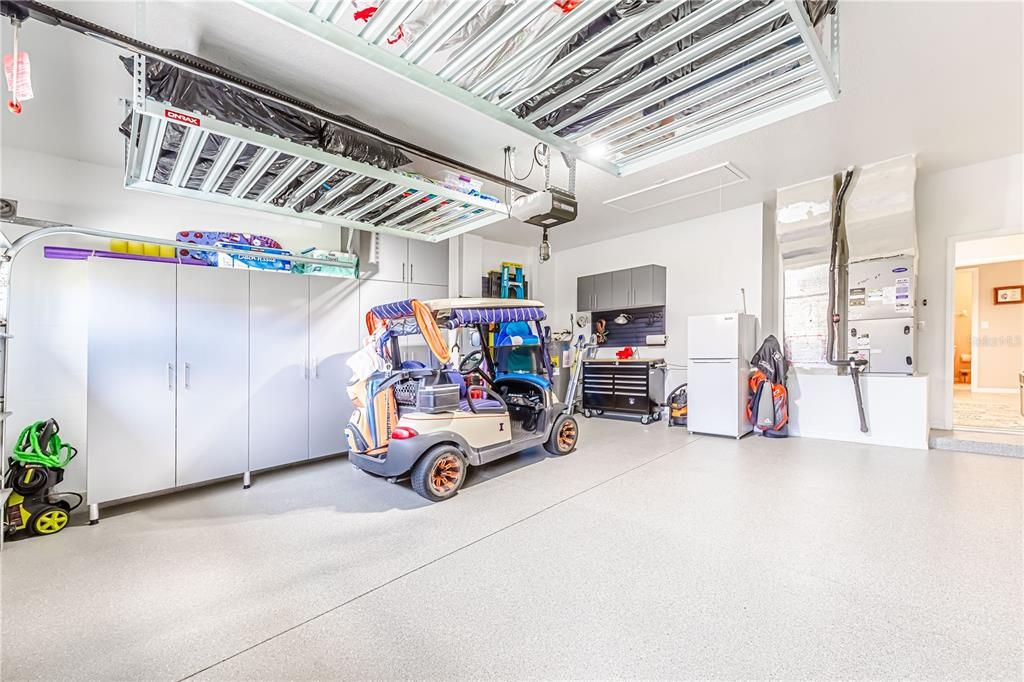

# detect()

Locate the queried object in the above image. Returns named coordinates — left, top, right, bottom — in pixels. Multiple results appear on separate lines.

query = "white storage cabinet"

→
left=86, top=261, right=361, bottom=514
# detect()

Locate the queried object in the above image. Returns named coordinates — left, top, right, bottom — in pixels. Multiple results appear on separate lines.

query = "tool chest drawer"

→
left=581, top=360, right=666, bottom=422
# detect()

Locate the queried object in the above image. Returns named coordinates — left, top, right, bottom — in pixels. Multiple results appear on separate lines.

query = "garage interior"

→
left=0, top=1, right=1021, bottom=679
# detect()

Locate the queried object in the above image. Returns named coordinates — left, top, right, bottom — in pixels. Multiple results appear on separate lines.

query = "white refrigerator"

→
left=687, top=313, right=757, bottom=438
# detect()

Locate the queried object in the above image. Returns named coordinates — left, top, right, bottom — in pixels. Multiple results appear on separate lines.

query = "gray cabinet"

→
left=630, top=265, right=666, bottom=307
left=612, top=269, right=632, bottom=308
left=594, top=272, right=614, bottom=311
left=576, top=265, right=666, bottom=312
left=361, top=232, right=449, bottom=285
left=577, top=275, right=594, bottom=311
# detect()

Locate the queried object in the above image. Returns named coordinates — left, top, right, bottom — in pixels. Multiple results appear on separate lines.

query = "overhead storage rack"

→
left=240, top=0, right=840, bottom=176
left=124, top=56, right=510, bottom=243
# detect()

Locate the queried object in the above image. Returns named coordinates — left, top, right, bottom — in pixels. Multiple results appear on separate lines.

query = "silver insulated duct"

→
left=777, top=155, right=918, bottom=374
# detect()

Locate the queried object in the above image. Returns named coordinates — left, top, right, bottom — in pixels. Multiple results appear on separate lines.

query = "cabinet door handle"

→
left=402, top=262, right=406, bottom=282
left=410, top=263, right=414, bottom=282
left=313, top=356, right=319, bottom=379
left=304, top=362, right=310, bottom=380
left=184, top=362, right=191, bottom=389
left=167, top=362, right=174, bottom=391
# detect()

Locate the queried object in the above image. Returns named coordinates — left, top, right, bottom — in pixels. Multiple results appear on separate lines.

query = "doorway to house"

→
left=951, top=235, right=1024, bottom=433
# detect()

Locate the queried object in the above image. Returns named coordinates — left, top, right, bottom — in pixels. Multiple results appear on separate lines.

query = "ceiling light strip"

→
left=438, top=1, right=553, bottom=84
left=497, top=0, right=694, bottom=111
left=609, top=64, right=817, bottom=156
left=551, top=3, right=793, bottom=135
left=467, top=0, right=617, bottom=99
left=401, top=0, right=489, bottom=65
left=565, top=25, right=799, bottom=141
left=527, top=0, right=752, bottom=123
left=618, top=79, right=824, bottom=165
left=597, top=44, right=808, bottom=149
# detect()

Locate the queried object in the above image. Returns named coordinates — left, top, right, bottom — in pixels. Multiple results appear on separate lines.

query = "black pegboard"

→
left=594, top=306, right=666, bottom=347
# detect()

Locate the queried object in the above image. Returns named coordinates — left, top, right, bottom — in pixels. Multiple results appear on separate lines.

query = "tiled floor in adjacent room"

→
left=954, top=384, right=1024, bottom=431
left=2, top=419, right=1021, bottom=680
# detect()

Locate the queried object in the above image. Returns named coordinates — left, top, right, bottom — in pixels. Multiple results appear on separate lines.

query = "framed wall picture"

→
left=993, top=285, right=1023, bottom=305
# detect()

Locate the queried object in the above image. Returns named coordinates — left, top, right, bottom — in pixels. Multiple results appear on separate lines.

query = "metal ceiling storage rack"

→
left=125, top=56, right=510, bottom=244
left=240, top=0, right=840, bottom=176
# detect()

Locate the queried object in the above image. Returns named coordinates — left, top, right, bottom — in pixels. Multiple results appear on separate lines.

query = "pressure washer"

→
left=4, top=419, right=83, bottom=537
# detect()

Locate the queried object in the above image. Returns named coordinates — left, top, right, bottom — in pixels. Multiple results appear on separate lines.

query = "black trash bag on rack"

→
left=118, top=53, right=410, bottom=170
left=514, top=0, right=833, bottom=136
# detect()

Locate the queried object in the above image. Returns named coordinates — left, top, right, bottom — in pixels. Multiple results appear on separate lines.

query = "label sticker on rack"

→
left=849, top=287, right=866, bottom=306
left=165, top=109, right=201, bottom=126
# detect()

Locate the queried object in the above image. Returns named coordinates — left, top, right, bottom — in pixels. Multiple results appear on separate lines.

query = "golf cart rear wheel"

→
left=545, top=415, right=578, bottom=456
left=412, top=445, right=467, bottom=502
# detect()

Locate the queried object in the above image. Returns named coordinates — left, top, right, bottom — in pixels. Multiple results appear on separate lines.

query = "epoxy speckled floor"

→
left=2, top=419, right=1021, bottom=680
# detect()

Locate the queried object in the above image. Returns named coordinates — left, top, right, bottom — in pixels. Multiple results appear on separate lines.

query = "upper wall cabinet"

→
left=577, top=265, right=666, bottom=312
left=362, top=233, right=448, bottom=287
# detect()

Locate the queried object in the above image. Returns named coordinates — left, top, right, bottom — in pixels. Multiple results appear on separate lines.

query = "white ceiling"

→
left=0, top=0, right=1021, bottom=251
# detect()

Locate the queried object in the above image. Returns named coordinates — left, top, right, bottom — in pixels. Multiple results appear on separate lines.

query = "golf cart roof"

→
left=367, top=298, right=547, bottom=329
left=423, top=298, right=544, bottom=314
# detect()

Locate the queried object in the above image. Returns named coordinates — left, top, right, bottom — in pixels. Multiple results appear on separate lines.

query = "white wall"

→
left=2, top=147, right=346, bottom=493
left=455, top=233, right=541, bottom=299
left=788, top=374, right=930, bottom=449
left=546, top=203, right=766, bottom=388
left=915, top=153, right=1023, bottom=428
left=955, top=233, right=1024, bottom=267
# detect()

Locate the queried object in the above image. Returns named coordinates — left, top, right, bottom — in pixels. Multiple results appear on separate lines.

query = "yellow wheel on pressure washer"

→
left=31, top=506, right=69, bottom=535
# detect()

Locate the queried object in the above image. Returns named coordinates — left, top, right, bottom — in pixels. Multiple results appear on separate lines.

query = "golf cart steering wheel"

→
left=459, top=350, right=484, bottom=375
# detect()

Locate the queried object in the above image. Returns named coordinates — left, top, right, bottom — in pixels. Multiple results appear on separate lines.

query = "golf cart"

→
left=345, top=298, right=579, bottom=501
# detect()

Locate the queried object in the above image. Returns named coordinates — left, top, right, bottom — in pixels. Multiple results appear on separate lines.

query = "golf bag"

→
left=747, top=335, right=790, bottom=437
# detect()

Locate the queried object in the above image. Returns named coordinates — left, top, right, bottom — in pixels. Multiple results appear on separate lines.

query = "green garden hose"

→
left=13, top=420, right=78, bottom=469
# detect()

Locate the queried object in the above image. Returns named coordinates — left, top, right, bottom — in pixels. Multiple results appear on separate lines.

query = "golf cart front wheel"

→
left=412, top=445, right=467, bottom=502
left=545, top=415, right=579, bottom=455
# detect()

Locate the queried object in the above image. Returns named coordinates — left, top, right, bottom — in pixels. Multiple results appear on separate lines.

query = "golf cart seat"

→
left=442, top=370, right=505, bottom=411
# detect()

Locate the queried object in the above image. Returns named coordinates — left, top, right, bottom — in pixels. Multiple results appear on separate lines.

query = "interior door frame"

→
left=943, top=228, right=1021, bottom=429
